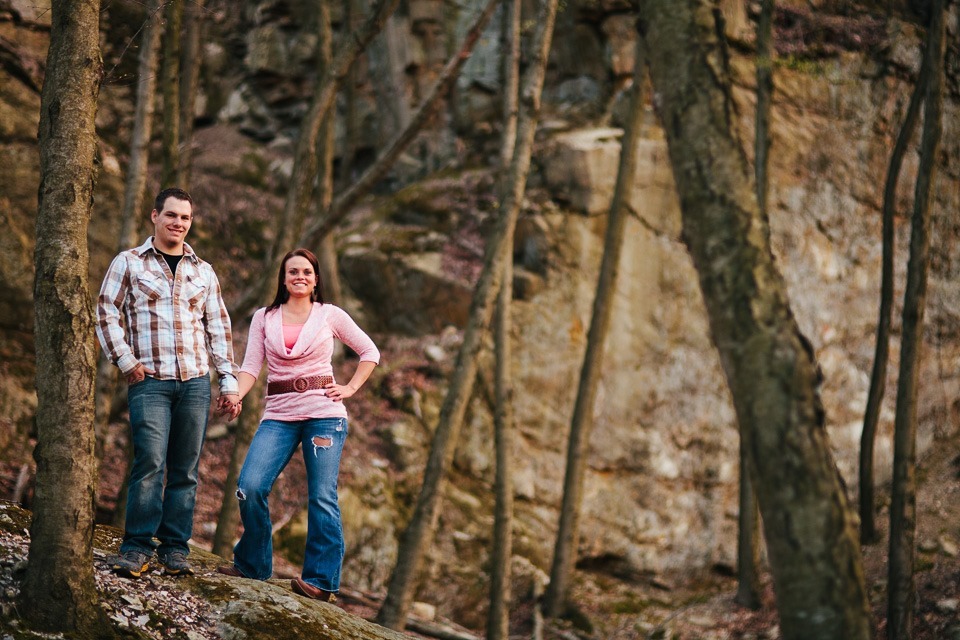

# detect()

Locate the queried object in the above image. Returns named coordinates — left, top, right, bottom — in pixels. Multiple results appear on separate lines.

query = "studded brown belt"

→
left=266, top=375, right=333, bottom=396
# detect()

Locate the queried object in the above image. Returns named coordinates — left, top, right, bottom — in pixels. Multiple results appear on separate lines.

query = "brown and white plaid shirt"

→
left=96, top=237, right=239, bottom=394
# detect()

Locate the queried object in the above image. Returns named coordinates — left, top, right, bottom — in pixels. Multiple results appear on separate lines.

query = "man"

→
left=97, top=187, right=240, bottom=578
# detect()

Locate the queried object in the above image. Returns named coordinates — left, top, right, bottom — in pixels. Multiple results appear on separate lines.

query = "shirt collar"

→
left=134, top=237, right=200, bottom=263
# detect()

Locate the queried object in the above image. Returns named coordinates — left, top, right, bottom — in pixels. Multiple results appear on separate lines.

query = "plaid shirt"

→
left=96, top=237, right=239, bottom=394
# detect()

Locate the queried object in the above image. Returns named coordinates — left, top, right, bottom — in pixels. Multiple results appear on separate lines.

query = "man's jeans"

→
left=122, top=374, right=210, bottom=556
left=233, top=418, right=348, bottom=591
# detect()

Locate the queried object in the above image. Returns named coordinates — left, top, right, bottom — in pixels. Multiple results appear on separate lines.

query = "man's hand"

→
left=126, top=363, right=155, bottom=385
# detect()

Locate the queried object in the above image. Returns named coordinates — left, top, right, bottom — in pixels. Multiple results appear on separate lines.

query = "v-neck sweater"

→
left=240, top=303, right=380, bottom=421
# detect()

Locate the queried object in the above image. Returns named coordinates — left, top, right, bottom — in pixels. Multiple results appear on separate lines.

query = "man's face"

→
left=151, top=197, right=193, bottom=252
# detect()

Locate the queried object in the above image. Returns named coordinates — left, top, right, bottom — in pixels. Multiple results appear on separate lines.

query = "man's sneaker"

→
left=109, top=550, right=152, bottom=579
left=158, top=551, right=194, bottom=576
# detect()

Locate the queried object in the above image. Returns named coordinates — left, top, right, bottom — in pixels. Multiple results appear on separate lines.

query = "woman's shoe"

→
left=291, top=577, right=336, bottom=602
left=216, top=565, right=247, bottom=578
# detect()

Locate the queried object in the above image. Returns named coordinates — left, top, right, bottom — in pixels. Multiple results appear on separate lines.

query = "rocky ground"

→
left=0, top=419, right=959, bottom=638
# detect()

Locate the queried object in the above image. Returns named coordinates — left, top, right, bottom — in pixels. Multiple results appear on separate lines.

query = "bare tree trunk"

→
left=887, top=3, right=946, bottom=637
left=314, top=0, right=343, bottom=307
left=639, top=2, right=872, bottom=638
left=735, top=0, right=772, bottom=610
left=543, top=34, right=645, bottom=619
left=118, top=0, right=161, bottom=250
left=339, top=0, right=360, bottom=188
left=19, top=0, right=103, bottom=631
left=95, top=0, right=162, bottom=470
left=111, top=438, right=132, bottom=528
left=376, top=0, right=559, bottom=629
left=486, top=4, right=522, bottom=638
left=213, top=374, right=266, bottom=558
left=367, top=17, right=412, bottom=140
left=160, top=0, right=183, bottom=188
left=735, top=441, right=763, bottom=609
left=860, top=16, right=930, bottom=547
left=232, top=0, right=401, bottom=318
left=299, top=0, right=501, bottom=249
left=178, top=0, right=205, bottom=188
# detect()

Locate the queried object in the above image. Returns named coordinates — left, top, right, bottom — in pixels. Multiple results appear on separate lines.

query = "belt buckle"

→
left=293, top=377, right=309, bottom=393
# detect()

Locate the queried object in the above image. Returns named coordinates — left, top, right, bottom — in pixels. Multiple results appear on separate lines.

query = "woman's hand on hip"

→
left=324, top=382, right=356, bottom=402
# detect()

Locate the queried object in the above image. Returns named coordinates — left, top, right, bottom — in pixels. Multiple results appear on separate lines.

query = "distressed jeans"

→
left=233, top=418, right=348, bottom=591
left=123, top=374, right=210, bottom=556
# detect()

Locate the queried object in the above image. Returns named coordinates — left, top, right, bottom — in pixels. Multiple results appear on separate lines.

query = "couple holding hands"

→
left=96, top=187, right=379, bottom=603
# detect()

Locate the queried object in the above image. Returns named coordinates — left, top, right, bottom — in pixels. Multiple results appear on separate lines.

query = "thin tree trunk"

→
left=118, top=0, right=161, bottom=250
left=213, top=374, right=266, bottom=558
left=299, top=0, right=501, bottom=249
left=95, top=0, right=162, bottom=469
left=887, top=3, right=946, bottom=637
left=486, top=3, right=522, bottom=638
left=339, top=0, right=360, bottom=188
left=178, top=0, right=205, bottom=188
left=232, top=0, right=400, bottom=318
left=543, top=35, right=646, bottom=618
left=860, top=16, right=930, bottom=547
left=111, top=439, right=132, bottom=528
left=735, top=0, right=772, bottom=609
left=20, top=0, right=103, bottom=631
left=314, top=0, right=343, bottom=306
left=639, top=2, right=872, bottom=638
left=160, top=0, right=183, bottom=188
left=735, top=441, right=763, bottom=608
left=376, top=0, right=559, bottom=629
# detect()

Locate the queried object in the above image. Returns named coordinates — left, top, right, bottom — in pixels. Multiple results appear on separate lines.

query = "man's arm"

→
left=202, top=267, right=239, bottom=396
left=96, top=254, right=140, bottom=375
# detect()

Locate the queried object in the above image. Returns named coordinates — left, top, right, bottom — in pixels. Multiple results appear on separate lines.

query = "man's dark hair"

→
left=154, top=187, right=194, bottom=214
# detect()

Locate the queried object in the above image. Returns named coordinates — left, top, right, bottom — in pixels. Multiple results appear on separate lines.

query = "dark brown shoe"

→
left=216, top=565, right=247, bottom=578
left=291, top=577, right=336, bottom=602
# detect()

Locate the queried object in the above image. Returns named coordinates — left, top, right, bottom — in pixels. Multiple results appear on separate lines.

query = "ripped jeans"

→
left=233, top=418, right=348, bottom=591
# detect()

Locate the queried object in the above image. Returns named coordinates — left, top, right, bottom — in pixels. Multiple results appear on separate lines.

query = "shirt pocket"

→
left=182, top=274, right=208, bottom=308
left=134, top=270, right=167, bottom=300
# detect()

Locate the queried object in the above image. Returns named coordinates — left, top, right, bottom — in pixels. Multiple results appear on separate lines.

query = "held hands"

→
left=217, top=394, right=242, bottom=420
left=126, top=363, right=155, bottom=385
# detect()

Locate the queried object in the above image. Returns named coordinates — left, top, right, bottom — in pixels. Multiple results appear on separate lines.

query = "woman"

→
left=217, top=248, right=379, bottom=602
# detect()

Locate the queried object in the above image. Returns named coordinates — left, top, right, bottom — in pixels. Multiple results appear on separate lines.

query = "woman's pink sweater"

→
left=240, top=303, right=380, bottom=421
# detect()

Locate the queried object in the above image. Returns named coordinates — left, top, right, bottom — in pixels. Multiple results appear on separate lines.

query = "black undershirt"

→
left=157, top=250, right=183, bottom=276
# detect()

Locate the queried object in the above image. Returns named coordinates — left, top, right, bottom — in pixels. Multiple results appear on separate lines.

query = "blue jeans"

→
left=233, top=418, right=348, bottom=591
left=123, top=374, right=210, bottom=556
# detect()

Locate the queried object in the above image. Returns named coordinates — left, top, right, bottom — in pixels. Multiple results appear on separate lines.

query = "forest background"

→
left=1, top=0, right=960, bottom=638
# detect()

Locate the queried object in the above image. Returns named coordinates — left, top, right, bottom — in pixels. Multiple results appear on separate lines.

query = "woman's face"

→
left=283, top=256, right=317, bottom=299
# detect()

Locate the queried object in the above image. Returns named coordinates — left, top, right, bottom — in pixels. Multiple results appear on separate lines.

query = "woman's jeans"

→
left=233, top=418, right=348, bottom=591
left=123, top=374, right=211, bottom=556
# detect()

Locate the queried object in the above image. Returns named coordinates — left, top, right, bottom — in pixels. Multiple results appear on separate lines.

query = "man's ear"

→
left=150, top=209, right=158, bottom=223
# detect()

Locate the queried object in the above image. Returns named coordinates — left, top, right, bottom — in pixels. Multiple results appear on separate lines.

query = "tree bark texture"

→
left=20, top=0, right=103, bottom=632
left=486, top=4, right=522, bottom=638
left=232, top=0, right=400, bottom=319
left=859, top=18, right=930, bottom=546
left=735, top=0, right=773, bottom=609
left=543, top=34, right=646, bottom=618
left=213, top=374, right=266, bottom=558
left=96, top=0, right=162, bottom=459
left=375, top=0, right=560, bottom=629
left=638, top=2, right=871, bottom=638
left=118, top=0, right=161, bottom=250
left=177, top=0, right=205, bottom=188
left=313, top=0, right=343, bottom=307
left=886, top=2, right=946, bottom=637
left=160, top=0, right=183, bottom=188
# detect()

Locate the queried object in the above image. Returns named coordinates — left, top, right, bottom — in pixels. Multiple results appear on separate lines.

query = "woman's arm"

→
left=325, top=360, right=377, bottom=402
